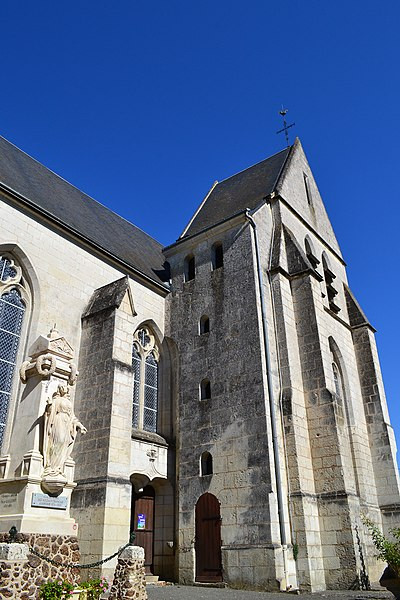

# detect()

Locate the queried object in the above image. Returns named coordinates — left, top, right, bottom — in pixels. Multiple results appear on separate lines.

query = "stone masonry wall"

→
left=273, top=146, right=394, bottom=590
left=0, top=533, right=80, bottom=599
left=165, top=218, right=283, bottom=589
left=71, top=302, right=132, bottom=580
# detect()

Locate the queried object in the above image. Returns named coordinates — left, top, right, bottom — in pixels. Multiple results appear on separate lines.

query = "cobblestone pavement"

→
left=147, top=586, right=392, bottom=600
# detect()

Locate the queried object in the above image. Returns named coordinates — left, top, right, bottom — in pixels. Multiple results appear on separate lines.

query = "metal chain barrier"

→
left=29, top=541, right=128, bottom=570
left=6, top=527, right=136, bottom=570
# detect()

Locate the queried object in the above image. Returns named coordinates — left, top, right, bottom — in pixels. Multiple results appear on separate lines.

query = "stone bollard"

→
left=0, top=542, right=31, bottom=599
left=109, top=545, right=147, bottom=600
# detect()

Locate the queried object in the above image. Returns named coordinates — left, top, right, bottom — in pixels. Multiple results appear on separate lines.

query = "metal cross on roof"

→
left=276, top=108, right=295, bottom=147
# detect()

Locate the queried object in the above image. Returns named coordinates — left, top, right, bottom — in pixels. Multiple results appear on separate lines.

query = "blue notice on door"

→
left=137, top=513, right=146, bottom=529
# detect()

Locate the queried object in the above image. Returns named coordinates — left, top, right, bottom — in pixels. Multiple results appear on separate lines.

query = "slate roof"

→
left=0, top=136, right=167, bottom=287
left=182, top=146, right=291, bottom=238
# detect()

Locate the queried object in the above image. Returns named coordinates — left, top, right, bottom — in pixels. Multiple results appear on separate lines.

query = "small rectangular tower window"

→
left=211, top=243, right=223, bottom=270
left=184, top=255, right=195, bottom=282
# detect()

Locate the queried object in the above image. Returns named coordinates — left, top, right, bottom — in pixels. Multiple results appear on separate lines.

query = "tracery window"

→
left=132, top=326, right=159, bottom=433
left=0, top=256, right=26, bottom=450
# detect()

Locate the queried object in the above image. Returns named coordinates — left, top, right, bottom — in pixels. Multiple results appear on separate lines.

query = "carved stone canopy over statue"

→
left=19, top=326, right=78, bottom=385
left=42, top=384, right=87, bottom=493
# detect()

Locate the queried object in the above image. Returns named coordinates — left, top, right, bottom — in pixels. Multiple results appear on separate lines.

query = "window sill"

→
left=131, top=429, right=168, bottom=447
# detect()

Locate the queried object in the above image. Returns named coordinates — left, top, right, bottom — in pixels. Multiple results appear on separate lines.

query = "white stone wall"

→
left=0, top=193, right=174, bottom=580
left=0, top=195, right=165, bottom=466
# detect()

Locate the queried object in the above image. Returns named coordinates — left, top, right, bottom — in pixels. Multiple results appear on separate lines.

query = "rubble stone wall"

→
left=109, top=545, right=147, bottom=600
left=0, top=533, right=80, bottom=599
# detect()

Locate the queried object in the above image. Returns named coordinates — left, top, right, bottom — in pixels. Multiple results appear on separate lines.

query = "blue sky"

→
left=1, top=1, right=400, bottom=443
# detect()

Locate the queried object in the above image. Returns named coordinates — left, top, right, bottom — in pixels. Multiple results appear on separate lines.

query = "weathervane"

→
left=276, top=107, right=295, bottom=147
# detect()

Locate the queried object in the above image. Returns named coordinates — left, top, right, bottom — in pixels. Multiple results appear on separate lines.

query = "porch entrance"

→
left=131, top=485, right=155, bottom=574
left=195, top=493, right=223, bottom=582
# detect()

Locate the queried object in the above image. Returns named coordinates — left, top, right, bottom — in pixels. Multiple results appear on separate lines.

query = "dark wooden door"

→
left=195, top=493, right=222, bottom=582
left=131, top=485, right=155, bottom=574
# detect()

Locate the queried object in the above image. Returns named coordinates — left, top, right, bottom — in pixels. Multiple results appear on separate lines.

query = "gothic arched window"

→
left=332, top=361, right=343, bottom=399
left=0, top=255, right=27, bottom=451
left=132, top=326, right=159, bottom=433
left=322, top=253, right=340, bottom=313
left=304, top=237, right=320, bottom=270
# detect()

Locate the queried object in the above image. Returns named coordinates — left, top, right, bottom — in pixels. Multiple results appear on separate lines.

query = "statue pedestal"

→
left=0, top=475, right=78, bottom=535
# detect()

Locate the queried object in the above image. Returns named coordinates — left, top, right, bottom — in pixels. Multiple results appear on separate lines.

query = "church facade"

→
left=0, top=135, right=399, bottom=591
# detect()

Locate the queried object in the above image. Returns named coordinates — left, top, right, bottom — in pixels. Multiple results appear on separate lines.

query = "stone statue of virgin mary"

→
left=43, top=383, right=87, bottom=479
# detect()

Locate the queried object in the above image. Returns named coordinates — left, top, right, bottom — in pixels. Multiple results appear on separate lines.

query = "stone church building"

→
left=0, top=135, right=399, bottom=591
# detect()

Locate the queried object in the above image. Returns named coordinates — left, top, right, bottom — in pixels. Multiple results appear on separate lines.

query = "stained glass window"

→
left=0, top=287, right=25, bottom=449
left=132, top=328, right=159, bottom=433
left=138, top=329, right=151, bottom=348
left=144, top=353, right=158, bottom=433
left=0, top=257, right=17, bottom=282
left=132, top=344, right=141, bottom=428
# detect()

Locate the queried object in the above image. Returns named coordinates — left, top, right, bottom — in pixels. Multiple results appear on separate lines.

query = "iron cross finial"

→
left=276, top=107, right=295, bottom=147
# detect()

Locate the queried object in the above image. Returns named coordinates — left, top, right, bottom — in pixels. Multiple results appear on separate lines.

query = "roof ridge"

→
left=271, top=143, right=295, bottom=191
left=0, top=134, right=163, bottom=248
left=217, top=146, right=291, bottom=185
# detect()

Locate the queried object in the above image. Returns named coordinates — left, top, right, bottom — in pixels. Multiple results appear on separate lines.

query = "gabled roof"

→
left=83, top=276, right=135, bottom=318
left=181, top=146, right=291, bottom=238
left=0, top=136, right=167, bottom=288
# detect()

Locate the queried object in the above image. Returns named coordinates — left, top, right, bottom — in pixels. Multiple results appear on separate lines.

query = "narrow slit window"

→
left=184, top=255, right=195, bottom=282
left=211, top=243, right=223, bottom=270
left=200, top=451, right=213, bottom=476
left=200, top=379, right=211, bottom=400
left=199, top=315, right=210, bottom=335
left=303, top=173, right=312, bottom=206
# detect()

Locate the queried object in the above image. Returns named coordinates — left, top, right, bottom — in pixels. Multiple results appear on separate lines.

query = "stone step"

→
left=193, top=582, right=228, bottom=588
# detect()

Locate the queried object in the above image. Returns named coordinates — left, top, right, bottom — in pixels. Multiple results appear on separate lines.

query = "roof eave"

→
left=0, top=180, right=170, bottom=295
left=163, top=209, right=249, bottom=255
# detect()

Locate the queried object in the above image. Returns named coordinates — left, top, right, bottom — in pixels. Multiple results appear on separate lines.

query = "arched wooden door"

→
left=195, top=493, right=222, bottom=582
left=131, top=485, right=155, bottom=574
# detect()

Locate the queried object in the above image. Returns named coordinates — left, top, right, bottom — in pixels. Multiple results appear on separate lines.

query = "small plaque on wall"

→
left=31, top=493, right=68, bottom=510
left=0, top=493, right=18, bottom=511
